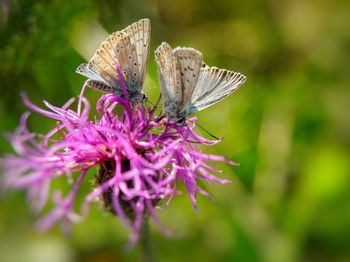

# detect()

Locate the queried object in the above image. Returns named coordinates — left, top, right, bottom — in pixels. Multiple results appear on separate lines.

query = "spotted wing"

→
left=155, top=42, right=182, bottom=110
left=173, top=47, right=202, bottom=113
left=188, top=65, right=246, bottom=114
left=89, top=31, right=141, bottom=93
left=75, top=19, right=148, bottom=96
left=122, top=18, right=151, bottom=86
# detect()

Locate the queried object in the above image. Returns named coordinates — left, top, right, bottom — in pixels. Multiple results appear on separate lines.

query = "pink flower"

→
left=0, top=83, right=237, bottom=243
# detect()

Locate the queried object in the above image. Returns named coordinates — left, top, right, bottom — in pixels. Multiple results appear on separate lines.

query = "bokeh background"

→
left=1, top=0, right=350, bottom=261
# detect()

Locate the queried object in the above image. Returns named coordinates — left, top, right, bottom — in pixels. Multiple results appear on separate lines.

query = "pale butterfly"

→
left=155, top=42, right=246, bottom=125
left=76, top=18, right=151, bottom=104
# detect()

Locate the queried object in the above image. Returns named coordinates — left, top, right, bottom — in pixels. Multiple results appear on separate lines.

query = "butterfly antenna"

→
left=150, top=94, right=164, bottom=114
left=196, top=122, right=221, bottom=140
left=146, top=100, right=155, bottom=106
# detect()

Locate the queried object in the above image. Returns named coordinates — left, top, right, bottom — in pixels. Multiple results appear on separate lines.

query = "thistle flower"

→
left=0, top=81, right=237, bottom=243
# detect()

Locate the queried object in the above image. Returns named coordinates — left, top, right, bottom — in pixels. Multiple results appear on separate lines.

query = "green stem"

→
left=140, top=217, right=155, bottom=262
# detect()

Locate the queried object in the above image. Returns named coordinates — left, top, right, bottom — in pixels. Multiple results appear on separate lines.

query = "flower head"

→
left=0, top=82, right=237, bottom=243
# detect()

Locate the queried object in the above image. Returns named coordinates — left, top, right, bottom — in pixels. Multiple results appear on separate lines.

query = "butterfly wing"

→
left=76, top=63, right=115, bottom=92
left=173, top=47, right=202, bottom=114
left=188, top=65, right=246, bottom=114
left=90, top=31, right=141, bottom=95
left=122, top=18, right=151, bottom=86
left=76, top=63, right=109, bottom=85
left=155, top=42, right=182, bottom=116
left=76, top=19, right=150, bottom=100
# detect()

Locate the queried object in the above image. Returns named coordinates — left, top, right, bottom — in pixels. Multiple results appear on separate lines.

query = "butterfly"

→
left=76, top=18, right=151, bottom=104
left=155, top=42, right=246, bottom=125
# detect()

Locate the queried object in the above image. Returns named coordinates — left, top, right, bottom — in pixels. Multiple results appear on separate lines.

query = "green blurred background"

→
left=1, top=0, right=350, bottom=261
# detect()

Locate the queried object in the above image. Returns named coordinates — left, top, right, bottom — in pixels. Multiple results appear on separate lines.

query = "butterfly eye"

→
left=142, top=93, right=147, bottom=101
left=177, top=117, right=186, bottom=126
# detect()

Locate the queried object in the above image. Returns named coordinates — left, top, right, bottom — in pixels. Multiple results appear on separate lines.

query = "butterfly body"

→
left=155, top=43, right=202, bottom=122
left=76, top=19, right=150, bottom=104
